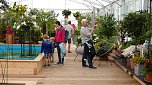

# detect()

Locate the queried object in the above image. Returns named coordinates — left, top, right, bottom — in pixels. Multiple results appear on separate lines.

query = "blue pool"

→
left=0, top=45, right=41, bottom=60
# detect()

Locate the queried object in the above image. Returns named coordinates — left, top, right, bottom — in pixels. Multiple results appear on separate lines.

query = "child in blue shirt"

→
left=41, top=35, right=52, bottom=67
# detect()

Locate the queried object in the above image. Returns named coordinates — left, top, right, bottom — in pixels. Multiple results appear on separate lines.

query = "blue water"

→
left=0, top=45, right=41, bottom=60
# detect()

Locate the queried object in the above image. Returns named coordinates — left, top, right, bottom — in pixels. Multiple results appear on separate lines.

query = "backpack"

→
left=65, top=30, right=69, bottom=40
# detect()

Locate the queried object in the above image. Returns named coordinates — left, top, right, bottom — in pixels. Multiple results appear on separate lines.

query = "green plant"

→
left=94, top=14, right=116, bottom=39
left=75, top=35, right=82, bottom=46
left=73, top=12, right=81, bottom=18
left=0, top=0, right=10, bottom=11
left=122, top=12, right=151, bottom=45
left=35, top=9, right=56, bottom=35
left=132, top=53, right=146, bottom=64
left=142, top=58, right=152, bottom=74
left=74, top=28, right=80, bottom=35
left=62, top=9, right=71, bottom=17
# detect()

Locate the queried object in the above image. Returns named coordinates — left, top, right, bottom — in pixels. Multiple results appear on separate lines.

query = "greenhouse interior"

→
left=0, top=0, right=152, bottom=85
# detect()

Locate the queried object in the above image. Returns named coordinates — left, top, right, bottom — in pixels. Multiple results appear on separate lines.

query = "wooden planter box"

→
left=0, top=54, right=44, bottom=75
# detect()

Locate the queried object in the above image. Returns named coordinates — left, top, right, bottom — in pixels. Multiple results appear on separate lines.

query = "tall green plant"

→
left=94, top=14, right=116, bottom=39
left=122, top=12, right=151, bottom=44
left=34, top=9, right=56, bottom=35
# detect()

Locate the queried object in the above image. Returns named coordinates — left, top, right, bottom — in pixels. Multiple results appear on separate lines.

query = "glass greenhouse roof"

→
left=6, top=0, right=117, bottom=10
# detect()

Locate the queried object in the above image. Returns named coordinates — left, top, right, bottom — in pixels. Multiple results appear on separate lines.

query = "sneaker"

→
left=89, top=66, right=97, bottom=69
left=56, top=62, right=61, bottom=64
left=68, top=51, right=72, bottom=53
left=82, top=65, right=89, bottom=67
left=51, top=61, right=54, bottom=63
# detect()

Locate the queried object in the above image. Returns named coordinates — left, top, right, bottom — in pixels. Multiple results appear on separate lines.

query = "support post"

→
left=91, top=7, right=95, bottom=28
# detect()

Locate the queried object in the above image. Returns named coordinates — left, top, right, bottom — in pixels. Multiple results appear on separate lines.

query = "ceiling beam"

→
left=105, top=0, right=120, bottom=7
left=68, top=0, right=92, bottom=10
left=83, top=0, right=103, bottom=8
left=96, top=0, right=106, bottom=7
left=99, top=0, right=112, bottom=3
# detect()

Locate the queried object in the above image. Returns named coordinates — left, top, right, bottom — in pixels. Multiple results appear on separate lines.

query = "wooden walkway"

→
left=1, top=45, right=140, bottom=85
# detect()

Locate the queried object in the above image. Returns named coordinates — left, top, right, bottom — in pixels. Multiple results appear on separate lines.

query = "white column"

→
left=97, top=8, right=100, bottom=16
left=121, top=0, right=125, bottom=20
left=91, top=7, right=95, bottom=28
left=102, top=6, right=105, bottom=16
left=133, top=0, right=136, bottom=12
left=143, top=0, right=149, bottom=11
left=110, top=2, right=113, bottom=14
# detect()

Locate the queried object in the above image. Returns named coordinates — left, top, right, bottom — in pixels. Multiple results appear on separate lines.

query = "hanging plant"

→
left=73, top=12, right=81, bottom=20
left=62, top=9, right=71, bottom=18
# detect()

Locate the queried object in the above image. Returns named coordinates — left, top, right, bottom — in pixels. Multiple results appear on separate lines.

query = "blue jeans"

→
left=82, top=43, right=93, bottom=67
left=56, top=42, right=61, bottom=63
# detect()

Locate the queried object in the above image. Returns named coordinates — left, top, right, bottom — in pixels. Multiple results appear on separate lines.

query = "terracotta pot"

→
left=65, top=16, right=68, bottom=19
left=145, top=73, right=152, bottom=83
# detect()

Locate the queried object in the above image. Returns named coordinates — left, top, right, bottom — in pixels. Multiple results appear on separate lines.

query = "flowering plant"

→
left=144, top=58, right=152, bottom=74
left=132, top=53, right=146, bottom=64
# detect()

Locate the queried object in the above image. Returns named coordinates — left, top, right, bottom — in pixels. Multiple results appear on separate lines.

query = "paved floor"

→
left=0, top=44, right=140, bottom=85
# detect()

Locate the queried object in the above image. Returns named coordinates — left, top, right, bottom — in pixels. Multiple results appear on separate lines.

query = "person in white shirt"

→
left=80, top=19, right=97, bottom=69
left=64, top=21, right=74, bottom=53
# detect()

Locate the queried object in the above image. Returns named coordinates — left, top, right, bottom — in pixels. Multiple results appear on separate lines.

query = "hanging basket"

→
left=144, top=73, right=152, bottom=83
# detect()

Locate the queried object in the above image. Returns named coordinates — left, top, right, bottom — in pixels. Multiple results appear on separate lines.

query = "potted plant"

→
left=94, top=14, right=116, bottom=39
left=73, top=12, right=81, bottom=20
left=143, top=57, right=152, bottom=83
left=93, top=14, right=116, bottom=55
left=132, top=53, right=146, bottom=76
left=62, top=9, right=71, bottom=18
left=122, top=12, right=151, bottom=51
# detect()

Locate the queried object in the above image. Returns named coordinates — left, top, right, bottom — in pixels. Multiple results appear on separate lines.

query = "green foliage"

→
left=34, top=9, right=56, bottom=34
left=94, top=14, right=116, bottom=39
left=75, top=35, right=82, bottom=46
left=62, top=9, right=71, bottom=17
left=73, top=12, right=81, bottom=18
left=132, top=53, right=146, bottom=64
left=142, top=58, right=152, bottom=74
left=0, top=0, right=10, bottom=11
left=74, top=28, right=80, bottom=35
left=122, top=12, right=151, bottom=44
left=122, top=40, right=135, bottom=49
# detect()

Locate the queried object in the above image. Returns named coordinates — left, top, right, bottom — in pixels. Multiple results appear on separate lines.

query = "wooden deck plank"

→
left=0, top=44, right=141, bottom=85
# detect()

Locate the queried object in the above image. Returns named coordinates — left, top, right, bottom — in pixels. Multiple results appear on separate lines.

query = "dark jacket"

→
left=41, top=40, right=52, bottom=54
